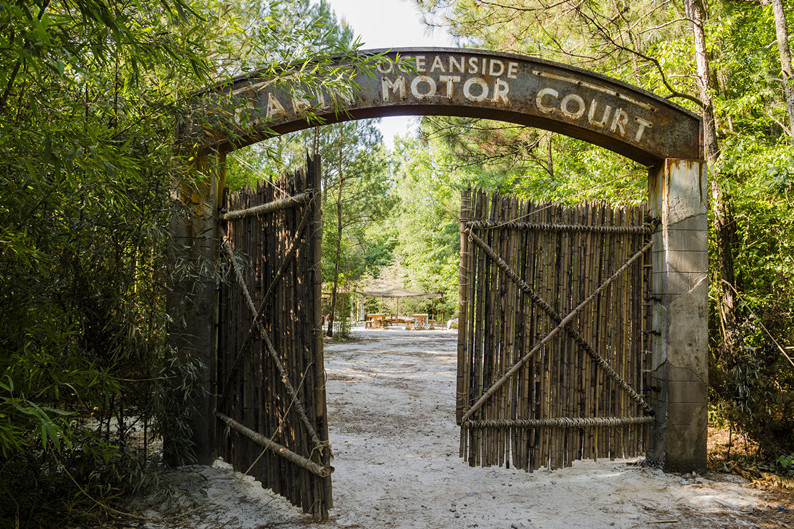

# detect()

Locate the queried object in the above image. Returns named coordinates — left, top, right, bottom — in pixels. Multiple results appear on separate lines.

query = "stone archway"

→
left=169, top=48, right=708, bottom=474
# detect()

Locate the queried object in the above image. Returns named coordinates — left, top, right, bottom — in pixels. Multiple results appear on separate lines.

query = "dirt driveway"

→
left=132, top=328, right=791, bottom=529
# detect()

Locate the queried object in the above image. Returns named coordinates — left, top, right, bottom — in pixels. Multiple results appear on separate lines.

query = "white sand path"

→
left=137, top=328, right=780, bottom=529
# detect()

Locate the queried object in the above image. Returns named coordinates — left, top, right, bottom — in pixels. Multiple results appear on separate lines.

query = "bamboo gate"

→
left=457, top=188, right=656, bottom=471
left=216, top=156, right=332, bottom=521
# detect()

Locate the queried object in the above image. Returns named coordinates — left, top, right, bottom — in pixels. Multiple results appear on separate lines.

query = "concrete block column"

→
left=165, top=154, right=225, bottom=465
left=647, top=158, right=709, bottom=472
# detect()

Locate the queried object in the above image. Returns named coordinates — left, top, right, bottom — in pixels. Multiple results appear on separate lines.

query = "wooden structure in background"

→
left=216, top=157, right=331, bottom=520
left=457, top=187, right=655, bottom=471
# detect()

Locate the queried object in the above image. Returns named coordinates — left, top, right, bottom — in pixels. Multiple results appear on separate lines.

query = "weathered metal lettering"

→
left=184, top=48, right=701, bottom=165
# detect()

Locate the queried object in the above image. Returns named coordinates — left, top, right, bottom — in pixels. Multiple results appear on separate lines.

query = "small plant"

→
left=776, top=454, right=794, bottom=476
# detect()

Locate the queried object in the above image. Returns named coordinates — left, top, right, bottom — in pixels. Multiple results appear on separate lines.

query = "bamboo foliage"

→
left=217, top=156, right=331, bottom=521
left=458, top=187, right=653, bottom=472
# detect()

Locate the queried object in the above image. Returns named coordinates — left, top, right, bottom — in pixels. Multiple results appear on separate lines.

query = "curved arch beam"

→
left=183, top=48, right=701, bottom=166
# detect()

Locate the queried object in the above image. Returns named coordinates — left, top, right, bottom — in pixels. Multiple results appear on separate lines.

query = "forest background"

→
left=0, top=0, right=792, bottom=526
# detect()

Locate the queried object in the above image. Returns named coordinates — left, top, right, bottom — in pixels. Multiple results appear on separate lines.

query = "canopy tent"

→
left=360, top=284, right=443, bottom=299
left=357, top=279, right=444, bottom=329
left=353, top=264, right=446, bottom=324
left=359, top=275, right=443, bottom=299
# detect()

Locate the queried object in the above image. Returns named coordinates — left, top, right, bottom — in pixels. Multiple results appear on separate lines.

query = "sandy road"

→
left=133, top=327, right=789, bottom=529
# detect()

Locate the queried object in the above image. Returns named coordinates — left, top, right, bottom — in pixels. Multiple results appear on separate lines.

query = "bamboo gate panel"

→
left=457, top=187, right=655, bottom=472
left=216, top=156, right=331, bottom=520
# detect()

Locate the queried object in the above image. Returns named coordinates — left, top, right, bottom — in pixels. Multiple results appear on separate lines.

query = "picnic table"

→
left=365, top=313, right=386, bottom=328
left=412, top=313, right=429, bottom=329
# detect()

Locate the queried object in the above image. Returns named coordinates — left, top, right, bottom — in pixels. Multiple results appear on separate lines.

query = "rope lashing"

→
left=462, top=416, right=655, bottom=429
left=460, top=228, right=655, bottom=424
left=463, top=219, right=657, bottom=234
left=219, top=225, right=327, bottom=457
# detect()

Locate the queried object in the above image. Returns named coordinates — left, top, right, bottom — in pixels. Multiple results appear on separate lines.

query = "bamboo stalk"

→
left=496, top=194, right=508, bottom=466
left=505, top=195, right=518, bottom=468
left=463, top=220, right=653, bottom=234
left=560, top=204, right=574, bottom=468
left=464, top=416, right=654, bottom=429
left=573, top=203, right=586, bottom=462
left=217, top=413, right=332, bottom=477
left=539, top=202, right=551, bottom=470
left=527, top=199, right=541, bottom=470
left=482, top=191, right=494, bottom=466
left=551, top=204, right=563, bottom=469
left=308, top=156, right=332, bottom=515
left=516, top=198, right=531, bottom=470
left=590, top=204, right=605, bottom=460
left=604, top=207, right=617, bottom=459
left=221, top=191, right=312, bottom=221
left=457, top=187, right=472, bottom=424
left=472, top=189, right=486, bottom=465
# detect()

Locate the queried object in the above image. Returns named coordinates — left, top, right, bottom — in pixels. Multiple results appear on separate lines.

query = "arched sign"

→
left=184, top=48, right=701, bottom=165
left=172, top=48, right=709, bottom=477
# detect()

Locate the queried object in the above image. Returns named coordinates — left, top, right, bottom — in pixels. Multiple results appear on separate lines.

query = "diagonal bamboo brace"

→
left=217, top=412, right=332, bottom=478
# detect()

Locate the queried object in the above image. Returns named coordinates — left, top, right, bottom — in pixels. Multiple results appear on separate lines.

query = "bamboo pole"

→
left=496, top=194, right=508, bottom=466
left=308, top=156, right=332, bottom=515
left=527, top=199, right=541, bottom=470
left=463, top=220, right=653, bottom=234
left=464, top=416, right=654, bottom=429
left=551, top=204, right=563, bottom=469
left=538, top=202, right=551, bottom=470
left=217, top=413, right=332, bottom=478
left=505, top=195, right=518, bottom=467
left=590, top=204, right=605, bottom=460
left=471, top=189, right=486, bottom=465
left=604, top=207, right=616, bottom=459
left=516, top=198, right=531, bottom=470
left=221, top=191, right=312, bottom=221
left=560, top=204, right=574, bottom=468
left=457, top=188, right=472, bottom=424
left=572, top=203, right=585, bottom=462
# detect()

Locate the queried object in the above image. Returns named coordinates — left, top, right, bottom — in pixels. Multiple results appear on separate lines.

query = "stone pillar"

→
left=165, top=154, right=224, bottom=465
left=647, top=159, right=709, bottom=472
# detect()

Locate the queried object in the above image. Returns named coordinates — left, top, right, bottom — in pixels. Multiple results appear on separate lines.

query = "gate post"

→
left=165, top=153, right=224, bottom=465
left=647, top=159, right=709, bottom=472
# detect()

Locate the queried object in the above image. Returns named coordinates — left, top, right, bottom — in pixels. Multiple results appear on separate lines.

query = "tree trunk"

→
left=546, top=135, right=554, bottom=179
left=685, top=0, right=743, bottom=354
left=326, top=134, right=344, bottom=337
left=770, top=0, right=794, bottom=136
left=710, top=179, right=742, bottom=348
left=685, top=0, right=719, bottom=161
